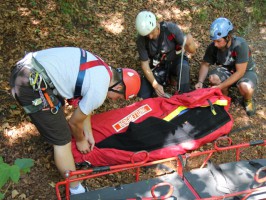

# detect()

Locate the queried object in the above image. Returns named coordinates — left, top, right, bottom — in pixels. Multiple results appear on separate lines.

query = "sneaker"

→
left=244, top=99, right=256, bottom=116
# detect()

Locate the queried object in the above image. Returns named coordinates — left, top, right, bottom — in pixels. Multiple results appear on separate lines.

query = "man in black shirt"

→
left=195, top=18, right=258, bottom=116
left=135, top=10, right=196, bottom=99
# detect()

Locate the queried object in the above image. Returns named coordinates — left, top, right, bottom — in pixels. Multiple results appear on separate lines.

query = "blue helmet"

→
left=210, top=18, right=233, bottom=40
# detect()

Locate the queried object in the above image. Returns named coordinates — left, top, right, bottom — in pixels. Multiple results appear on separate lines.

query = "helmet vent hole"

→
left=217, top=32, right=221, bottom=36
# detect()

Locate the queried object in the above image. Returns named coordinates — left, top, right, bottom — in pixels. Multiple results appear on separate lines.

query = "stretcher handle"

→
left=255, top=166, right=266, bottom=183
left=151, top=182, right=174, bottom=199
left=214, top=136, right=232, bottom=150
left=130, top=150, right=149, bottom=164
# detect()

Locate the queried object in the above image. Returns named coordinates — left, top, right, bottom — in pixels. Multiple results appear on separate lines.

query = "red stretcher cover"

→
left=72, top=88, right=233, bottom=166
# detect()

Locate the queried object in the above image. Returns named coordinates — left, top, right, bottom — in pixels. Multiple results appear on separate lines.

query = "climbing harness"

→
left=25, top=48, right=113, bottom=113
left=26, top=65, right=61, bottom=114
left=73, top=49, right=112, bottom=98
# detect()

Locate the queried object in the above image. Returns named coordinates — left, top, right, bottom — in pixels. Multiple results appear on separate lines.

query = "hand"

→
left=211, top=85, right=220, bottom=89
left=76, top=138, right=91, bottom=154
left=154, top=84, right=165, bottom=97
left=85, top=133, right=95, bottom=151
left=195, top=82, right=203, bottom=89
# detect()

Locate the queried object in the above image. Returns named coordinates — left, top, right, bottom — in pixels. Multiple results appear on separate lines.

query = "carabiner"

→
left=51, top=101, right=61, bottom=115
left=51, top=107, right=58, bottom=114
left=29, top=72, right=39, bottom=86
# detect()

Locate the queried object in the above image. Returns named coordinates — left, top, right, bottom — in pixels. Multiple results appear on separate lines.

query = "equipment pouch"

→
left=153, top=65, right=168, bottom=86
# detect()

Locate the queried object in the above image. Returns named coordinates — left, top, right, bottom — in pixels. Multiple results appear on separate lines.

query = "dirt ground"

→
left=0, top=1, right=265, bottom=199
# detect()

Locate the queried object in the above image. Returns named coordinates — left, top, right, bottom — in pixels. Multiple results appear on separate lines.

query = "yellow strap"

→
left=163, top=106, right=187, bottom=122
left=163, top=99, right=228, bottom=122
left=200, top=99, right=228, bottom=107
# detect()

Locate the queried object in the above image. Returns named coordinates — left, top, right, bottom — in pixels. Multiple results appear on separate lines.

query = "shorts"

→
left=10, top=63, right=72, bottom=146
left=209, top=67, right=258, bottom=89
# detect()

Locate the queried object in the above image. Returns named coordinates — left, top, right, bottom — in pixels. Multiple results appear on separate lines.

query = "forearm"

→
left=198, top=62, right=209, bottom=83
left=185, top=33, right=196, bottom=54
left=219, top=63, right=247, bottom=89
left=219, top=71, right=244, bottom=89
left=83, top=114, right=93, bottom=140
left=69, top=121, right=85, bottom=142
left=68, top=107, right=87, bottom=142
left=141, top=60, right=159, bottom=88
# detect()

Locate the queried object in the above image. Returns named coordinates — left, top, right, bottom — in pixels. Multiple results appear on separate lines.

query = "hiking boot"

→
left=244, top=99, right=256, bottom=116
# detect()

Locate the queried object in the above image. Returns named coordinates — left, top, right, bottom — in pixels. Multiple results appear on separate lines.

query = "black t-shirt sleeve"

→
left=203, top=43, right=217, bottom=65
left=234, top=40, right=249, bottom=64
left=167, top=22, right=184, bottom=46
left=136, top=35, right=149, bottom=61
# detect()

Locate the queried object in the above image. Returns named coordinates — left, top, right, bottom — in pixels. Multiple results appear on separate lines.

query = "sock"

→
left=244, top=99, right=252, bottom=103
left=70, top=182, right=86, bottom=195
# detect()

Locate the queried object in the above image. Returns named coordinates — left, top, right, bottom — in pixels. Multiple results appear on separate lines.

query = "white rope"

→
left=177, top=35, right=187, bottom=92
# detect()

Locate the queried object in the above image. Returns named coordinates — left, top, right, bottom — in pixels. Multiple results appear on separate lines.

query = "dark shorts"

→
left=209, top=67, right=258, bottom=89
left=10, top=64, right=71, bottom=146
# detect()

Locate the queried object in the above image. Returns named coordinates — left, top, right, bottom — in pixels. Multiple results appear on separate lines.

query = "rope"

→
left=177, top=35, right=187, bottom=93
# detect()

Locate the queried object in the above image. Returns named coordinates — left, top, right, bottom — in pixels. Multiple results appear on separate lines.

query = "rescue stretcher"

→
left=56, top=138, right=266, bottom=200
left=71, top=88, right=234, bottom=167
left=56, top=89, right=265, bottom=199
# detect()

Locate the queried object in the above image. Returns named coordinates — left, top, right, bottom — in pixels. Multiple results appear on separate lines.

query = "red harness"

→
left=68, top=49, right=112, bottom=106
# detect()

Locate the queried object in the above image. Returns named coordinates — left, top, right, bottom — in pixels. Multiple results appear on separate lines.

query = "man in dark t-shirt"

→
left=195, top=17, right=258, bottom=116
left=135, top=10, right=196, bottom=99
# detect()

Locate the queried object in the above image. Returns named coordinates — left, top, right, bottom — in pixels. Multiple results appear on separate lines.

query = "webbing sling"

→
left=163, top=99, right=228, bottom=122
left=31, top=55, right=54, bottom=89
left=23, top=55, right=61, bottom=114
left=73, top=48, right=112, bottom=98
left=23, top=95, right=61, bottom=114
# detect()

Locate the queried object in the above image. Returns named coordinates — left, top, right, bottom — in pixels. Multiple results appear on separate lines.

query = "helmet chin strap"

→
left=108, top=68, right=125, bottom=95
left=108, top=81, right=124, bottom=94
left=225, top=35, right=231, bottom=48
left=220, top=36, right=230, bottom=51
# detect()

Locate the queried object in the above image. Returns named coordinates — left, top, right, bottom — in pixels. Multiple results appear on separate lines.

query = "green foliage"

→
left=15, top=159, right=34, bottom=173
left=30, top=0, right=37, bottom=7
left=56, top=0, right=93, bottom=32
left=58, top=0, right=75, bottom=15
left=195, top=8, right=208, bottom=22
left=10, top=105, right=17, bottom=109
left=0, top=157, right=34, bottom=200
left=251, top=0, right=265, bottom=22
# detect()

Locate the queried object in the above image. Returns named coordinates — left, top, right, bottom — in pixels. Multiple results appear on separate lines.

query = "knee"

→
left=208, top=74, right=221, bottom=85
left=237, top=82, right=254, bottom=94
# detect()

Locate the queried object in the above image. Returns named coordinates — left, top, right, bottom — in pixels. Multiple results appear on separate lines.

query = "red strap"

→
left=80, top=60, right=103, bottom=70
left=167, top=33, right=175, bottom=41
left=80, top=56, right=112, bottom=79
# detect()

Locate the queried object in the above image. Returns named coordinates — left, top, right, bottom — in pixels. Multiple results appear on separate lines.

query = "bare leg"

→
left=237, top=81, right=256, bottom=116
left=53, top=142, right=80, bottom=188
left=237, top=82, right=254, bottom=100
left=209, top=74, right=229, bottom=95
left=209, top=74, right=221, bottom=86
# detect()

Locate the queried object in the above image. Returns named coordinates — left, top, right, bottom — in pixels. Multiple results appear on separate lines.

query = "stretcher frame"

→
left=56, top=137, right=266, bottom=200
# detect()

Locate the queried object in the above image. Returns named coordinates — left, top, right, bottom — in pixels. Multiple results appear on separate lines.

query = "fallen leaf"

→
left=12, top=190, right=19, bottom=198
left=2, top=122, right=10, bottom=129
left=18, top=193, right=26, bottom=199
left=49, top=182, right=56, bottom=188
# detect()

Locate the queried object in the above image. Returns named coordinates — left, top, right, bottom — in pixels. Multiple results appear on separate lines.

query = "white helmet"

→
left=135, top=11, right=156, bottom=36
